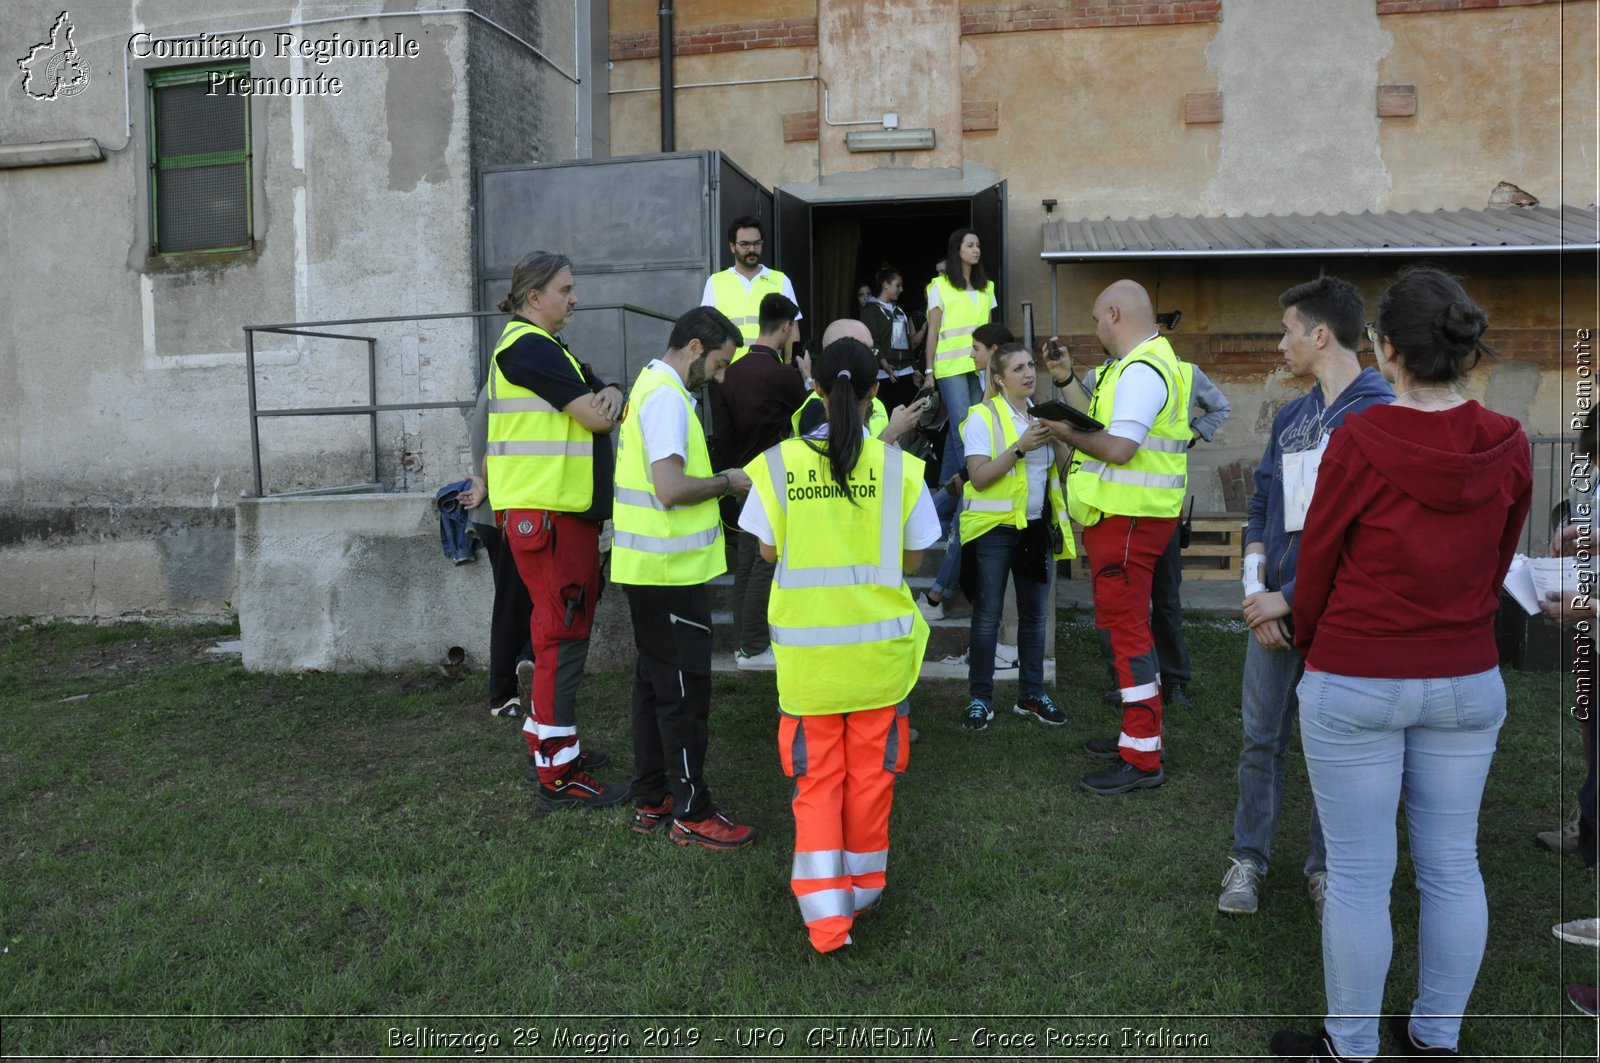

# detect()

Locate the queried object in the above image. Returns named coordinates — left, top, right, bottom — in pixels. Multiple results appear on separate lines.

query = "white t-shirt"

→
left=926, top=282, right=998, bottom=315
left=961, top=400, right=1049, bottom=520
left=738, top=432, right=941, bottom=551
left=699, top=266, right=802, bottom=320
left=637, top=359, right=695, bottom=465
left=1105, top=362, right=1168, bottom=446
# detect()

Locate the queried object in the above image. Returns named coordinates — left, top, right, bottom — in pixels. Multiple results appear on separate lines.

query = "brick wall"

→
left=609, top=16, right=818, bottom=61
left=960, top=1, right=1222, bottom=35
left=1376, top=0, right=1566, bottom=13
left=1053, top=329, right=1566, bottom=369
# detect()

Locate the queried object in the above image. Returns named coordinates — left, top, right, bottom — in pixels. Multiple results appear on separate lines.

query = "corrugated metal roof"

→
left=1040, top=204, right=1600, bottom=261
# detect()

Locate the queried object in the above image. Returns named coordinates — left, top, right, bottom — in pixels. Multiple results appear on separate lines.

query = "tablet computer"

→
left=1030, top=400, right=1104, bottom=433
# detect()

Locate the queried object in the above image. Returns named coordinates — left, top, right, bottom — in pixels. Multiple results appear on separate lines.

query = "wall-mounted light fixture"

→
left=1156, top=310, right=1182, bottom=331
left=0, top=138, right=104, bottom=168
left=1042, top=199, right=1058, bottom=214
left=844, top=127, right=936, bottom=153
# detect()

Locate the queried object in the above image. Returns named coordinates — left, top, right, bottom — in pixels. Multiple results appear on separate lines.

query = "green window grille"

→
left=148, top=64, right=252, bottom=254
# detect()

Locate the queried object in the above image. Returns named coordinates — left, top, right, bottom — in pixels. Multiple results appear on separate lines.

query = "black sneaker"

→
left=1269, top=1027, right=1341, bottom=1061
left=537, top=770, right=630, bottom=810
left=1166, top=683, right=1194, bottom=710
left=1081, top=760, right=1165, bottom=795
left=526, top=749, right=611, bottom=782
left=1013, top=693, right=1066, bottom=726
left=962, top=699, right=994, bottom=732
left=490, top=696, right=523, bottom=718
left=1386, top=1015, right=1460, bottom=1058
left=1100, top=686, right=1121, bottom=708
left=1084, top=736, right=1122, bottom=759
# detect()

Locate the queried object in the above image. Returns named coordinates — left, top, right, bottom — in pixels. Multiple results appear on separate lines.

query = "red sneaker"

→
left=631, top=794, right=674, bottom=835
left=537, top=771, right=629, bottom=810
left=669, top=809, right=758, bottom=850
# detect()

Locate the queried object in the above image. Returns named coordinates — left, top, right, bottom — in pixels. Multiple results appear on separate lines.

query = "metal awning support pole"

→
left=659, top=0, right=675, bottom=151
left=367, top=338, right=380, bottom=487
left=1050, top=262, right=1059, bottom=337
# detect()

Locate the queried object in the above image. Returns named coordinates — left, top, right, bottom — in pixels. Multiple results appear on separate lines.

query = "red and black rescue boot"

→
left=536, top=771, right=629, bottom=810
left=631, top=794, right=674, bottom=835
left=669, top=809, right=757, bottom=850
left=1387, top=1015, right=1461, bottom=1058
left=525, top=748, right=610, bottom=782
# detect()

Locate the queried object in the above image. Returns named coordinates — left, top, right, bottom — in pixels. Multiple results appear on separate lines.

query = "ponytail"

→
left=809, top=338, right=877, bottom=503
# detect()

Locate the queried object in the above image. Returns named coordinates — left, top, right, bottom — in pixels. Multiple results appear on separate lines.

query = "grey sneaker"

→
left=1537, top=805, right=1581, bottom=854
left=962, top=699, right=994, bottom=732
left=1218, top=858, right=1262, bottom=915
left=1307, top=871, right=1328, bottom=922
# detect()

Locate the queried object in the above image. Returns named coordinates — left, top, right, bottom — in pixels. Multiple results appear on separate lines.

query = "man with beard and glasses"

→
left=702, top=215, right=801, bottom=363
left=612, top=306, right=760, bottom=850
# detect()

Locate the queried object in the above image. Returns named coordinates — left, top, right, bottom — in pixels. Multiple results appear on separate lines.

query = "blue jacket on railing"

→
left=435, top=480, right=479, bottom=565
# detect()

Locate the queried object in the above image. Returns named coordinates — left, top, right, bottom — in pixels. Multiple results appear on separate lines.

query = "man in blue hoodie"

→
left=1217, top=275, right=1393, bottom=918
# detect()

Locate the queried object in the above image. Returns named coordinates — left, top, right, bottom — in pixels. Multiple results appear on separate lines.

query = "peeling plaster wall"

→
left=1, top=0, right=479, bottom=619
left=1204, top=0, right=1392, bottom=215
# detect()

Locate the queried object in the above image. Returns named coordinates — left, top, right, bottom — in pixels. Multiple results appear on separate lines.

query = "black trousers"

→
left=473, top=521, right=534, bottom=708
left=624, top=583, right=714, bottom=820
left=1149, top=519, right=1191, bottom=687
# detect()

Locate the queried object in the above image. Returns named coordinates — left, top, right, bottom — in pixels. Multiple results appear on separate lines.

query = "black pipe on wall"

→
left=659, top=0, right=675, bottom=151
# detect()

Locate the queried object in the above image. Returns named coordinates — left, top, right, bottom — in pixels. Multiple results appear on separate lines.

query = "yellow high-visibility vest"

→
left=957, top=399, right=1073, bottom=558
left=930, top=274, right=994, bottom=379
left=708, top=267, right=791, bottom=359
left=789, top=394, right=888, bottom=438
left=1066, top=335, right=1191, bottom=526
left=745, top=437, right=929, bottom=714
left=611, top=363, right=727, bottom=586
left=484, top=320, right=594, bottom=513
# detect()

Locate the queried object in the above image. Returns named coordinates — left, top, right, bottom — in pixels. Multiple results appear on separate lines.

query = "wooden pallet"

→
left=1182, top=513, right=1246, bottom=581
left=1064, top=513, right=1246, bottom=582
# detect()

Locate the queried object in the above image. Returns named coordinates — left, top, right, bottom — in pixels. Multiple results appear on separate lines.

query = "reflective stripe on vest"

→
left=957, top=399, right=1075, bottom=559
left=1066, top=336, right=1191, bottom=523
left=610, top=365, right=726, bottom=586
left=483, top=320, right=595, bottom=512
left=930, top=275, right=993, bottom=379
left=747, top=438, right=930, bottom=714
left=766, top=445, right=904, bottom=590
left=709, top=267, right=791, bottom=349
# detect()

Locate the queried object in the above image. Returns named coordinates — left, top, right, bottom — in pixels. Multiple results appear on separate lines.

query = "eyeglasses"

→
left=734, top=240, right=763, bottom=250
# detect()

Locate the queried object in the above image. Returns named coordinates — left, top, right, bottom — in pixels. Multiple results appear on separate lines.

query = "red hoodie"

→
left=1291, top=400, right=1532, bottom=679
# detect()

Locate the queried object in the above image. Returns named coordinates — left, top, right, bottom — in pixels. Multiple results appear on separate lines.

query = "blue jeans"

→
left=1298, top=667, right=1505, bottom=1058
left=1232, top=638, right=1325, bottom=877
left=966, top=524, right=1049, bottom=705
left=936, top=372, right=982, bottom=485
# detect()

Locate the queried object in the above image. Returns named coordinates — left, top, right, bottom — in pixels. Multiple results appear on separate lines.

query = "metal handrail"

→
left=242, top=303, right=676, bottom=497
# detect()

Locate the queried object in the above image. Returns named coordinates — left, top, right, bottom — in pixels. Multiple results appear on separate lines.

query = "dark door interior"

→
left=773, top=187, right=813, bottom=347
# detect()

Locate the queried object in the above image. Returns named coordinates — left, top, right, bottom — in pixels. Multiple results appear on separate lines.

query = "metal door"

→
left=971, top=179, right=1008, bottom=319
left=773, top=187, right=814, bottom=345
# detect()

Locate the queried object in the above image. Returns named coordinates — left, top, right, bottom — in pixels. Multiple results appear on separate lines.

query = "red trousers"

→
left=503, top=510, right=602, bottom=785
left=778, top=703, right=910, bottom=953
left=1083, top=514, right=1176, bottom=773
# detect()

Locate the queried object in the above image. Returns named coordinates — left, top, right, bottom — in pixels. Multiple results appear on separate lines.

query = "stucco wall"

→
left=0, top=2, right=577, bottom=620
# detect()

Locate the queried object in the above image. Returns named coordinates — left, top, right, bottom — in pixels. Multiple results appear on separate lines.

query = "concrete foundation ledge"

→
left=235, top=494, right=634, bottom=676
left=0, top=504, right=235, bottom=621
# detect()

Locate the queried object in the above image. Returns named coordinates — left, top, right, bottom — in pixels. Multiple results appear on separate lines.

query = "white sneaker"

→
left=1553, top=917, right=1600, bottom=947
left=735, top=647, right=777, bottom=670
left=1217, top=858, right=1262, bottom=915
left=916, top=593, right=945, bottom=621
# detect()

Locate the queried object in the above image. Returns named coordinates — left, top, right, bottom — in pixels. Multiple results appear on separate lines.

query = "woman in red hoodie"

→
left=1272, top=268, right=1532, bottom=1063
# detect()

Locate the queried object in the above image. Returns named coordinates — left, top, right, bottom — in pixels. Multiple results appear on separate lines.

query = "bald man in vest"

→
left=1050, top=280, right=1192, bottom=795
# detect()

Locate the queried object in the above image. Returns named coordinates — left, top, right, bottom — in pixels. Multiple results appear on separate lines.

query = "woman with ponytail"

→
left=739, top=336, right=941, bottom=954
left=958, top=343, right=1074, bottom=732
left=1272, top=268, right=1532, bottom=1062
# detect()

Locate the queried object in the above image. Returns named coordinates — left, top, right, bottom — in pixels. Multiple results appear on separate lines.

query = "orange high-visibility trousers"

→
left=777, top=702, right=910, bottom=953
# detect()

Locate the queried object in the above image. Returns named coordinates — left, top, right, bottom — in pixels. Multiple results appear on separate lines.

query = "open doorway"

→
left=773, top=181, right=1006, bottom=346
left=810, top=198, right=972, bottom=332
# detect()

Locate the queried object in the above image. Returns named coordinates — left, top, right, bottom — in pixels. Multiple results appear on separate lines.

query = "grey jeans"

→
left=731, top=529, right=776, bottom=655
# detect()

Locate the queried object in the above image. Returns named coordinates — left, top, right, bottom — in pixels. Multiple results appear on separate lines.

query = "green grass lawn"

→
left=1, top=616, right=1595, bottom=1059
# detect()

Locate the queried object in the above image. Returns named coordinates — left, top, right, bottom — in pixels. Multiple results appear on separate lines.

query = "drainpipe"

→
left=659, top=0, right=675, bottom=151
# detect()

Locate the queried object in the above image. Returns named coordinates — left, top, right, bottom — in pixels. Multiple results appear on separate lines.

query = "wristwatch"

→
left=1013, top=446, right=1025, bottom=461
